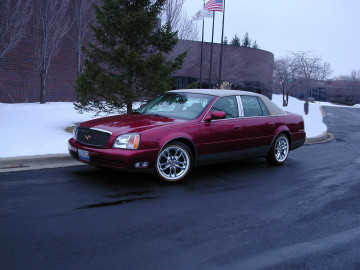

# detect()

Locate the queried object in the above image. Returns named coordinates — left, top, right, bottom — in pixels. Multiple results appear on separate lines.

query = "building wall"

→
left=273, top=79, right=360, bottom=105
left=311, top=80, right=360, bottom=105
left=173, top=40, right=274, bottom=85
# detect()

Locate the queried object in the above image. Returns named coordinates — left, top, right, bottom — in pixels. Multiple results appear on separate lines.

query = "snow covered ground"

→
left=0, top=103, right=97, bottom=158
left=0, top=95, right=356, bottom=158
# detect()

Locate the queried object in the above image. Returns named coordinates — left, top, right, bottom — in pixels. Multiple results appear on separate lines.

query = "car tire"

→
left=156, top=142, right=193, bottom=183
left=266, top=134, right=290, bottom=165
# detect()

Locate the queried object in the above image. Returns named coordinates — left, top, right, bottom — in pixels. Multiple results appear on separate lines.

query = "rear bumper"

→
left=68, top=138, right=158, bottom=171
left=290, top=131, right=306, bottom=150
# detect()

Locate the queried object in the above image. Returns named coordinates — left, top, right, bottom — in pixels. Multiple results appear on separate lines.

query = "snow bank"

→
left=315, top=101, right=351, bottom=108
left=0, top=102, right=96, bottom=158
left=271, top=95, right=327, bottom=138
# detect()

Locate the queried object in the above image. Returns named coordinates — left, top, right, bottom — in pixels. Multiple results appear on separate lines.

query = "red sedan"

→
left=68, top=89, right=306, bottom=182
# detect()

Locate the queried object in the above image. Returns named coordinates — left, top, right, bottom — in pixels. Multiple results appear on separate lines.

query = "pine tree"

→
left=230, top=35, right=240, bottom=46
left=223, top=36, right=228, bottom=45
left=75, top=0, right=186, bottom=114
left=252, top=40, right=260, bottom=49
left=241, top=32, right=251, bottom=47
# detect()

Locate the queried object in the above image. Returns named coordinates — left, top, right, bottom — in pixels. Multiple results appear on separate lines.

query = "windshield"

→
left=136, top=93, right=214, bottom=120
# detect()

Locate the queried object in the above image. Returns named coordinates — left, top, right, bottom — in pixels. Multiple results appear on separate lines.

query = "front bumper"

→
left=68, top=138, right=158, bottom=171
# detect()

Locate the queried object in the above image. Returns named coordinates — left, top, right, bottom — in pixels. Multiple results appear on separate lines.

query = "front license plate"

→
left=78, top=149, right=90, bottom=162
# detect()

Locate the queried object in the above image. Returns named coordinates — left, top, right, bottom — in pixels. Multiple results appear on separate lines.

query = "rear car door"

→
left=237, top=95, right=276, bottom=156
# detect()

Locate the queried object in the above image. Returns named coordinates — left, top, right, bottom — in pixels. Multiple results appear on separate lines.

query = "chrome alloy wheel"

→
left=156, top=144, right=191, bottom=182
left=274, top=136, right=289, bottom=163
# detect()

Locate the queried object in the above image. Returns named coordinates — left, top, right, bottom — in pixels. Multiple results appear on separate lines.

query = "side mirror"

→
left=204, top=111, right=226, bottom=121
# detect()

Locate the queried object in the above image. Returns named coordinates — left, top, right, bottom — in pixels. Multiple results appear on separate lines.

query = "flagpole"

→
left=199, top=0, right=205, bottom=89
left=218, top=0, right=226, bottom=86
left=208, top=11, right=215, bottom=88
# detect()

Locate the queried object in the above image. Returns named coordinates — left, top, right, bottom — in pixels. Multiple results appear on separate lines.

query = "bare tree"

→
left=334, top=70, right=360, bottom=104
left=162, top=0, right=198, bottom=40
left=291, top=51, right=332, bottom=114
left=72, top=0, right=99, bottom=76
left=318, top=62, right=332, bottom=80
left=0, top=0, right=32, bottom=102
left=36, top=0, right=72, bottom=104
left=349, top=70, right=360, bottom=103
left=0, top=0, right=33, bottom=60
left=349, top=70, right=360, bottom=81
left=273, top=56, right=300, bottom=106
left=333, top=70, right=360, bottom=81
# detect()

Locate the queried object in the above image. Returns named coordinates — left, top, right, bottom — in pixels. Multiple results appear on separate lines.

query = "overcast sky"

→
left=184, top=0, right=360, bottom=77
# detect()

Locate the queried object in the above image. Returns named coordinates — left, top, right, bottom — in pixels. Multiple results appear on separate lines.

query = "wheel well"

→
left=165, top=138, right=197, bottom=160
left=279, top=131, right=292, bottom=147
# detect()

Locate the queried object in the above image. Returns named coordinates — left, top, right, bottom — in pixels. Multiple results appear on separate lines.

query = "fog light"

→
left=135, top=162, right=149, bottom=168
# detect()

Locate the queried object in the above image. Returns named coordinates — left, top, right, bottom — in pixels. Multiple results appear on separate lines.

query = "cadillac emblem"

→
left=85, top=134, right=92, bottom=141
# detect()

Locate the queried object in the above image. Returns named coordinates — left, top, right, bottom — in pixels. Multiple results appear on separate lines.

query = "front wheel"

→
left=156, top=142, right=192, bottom=183
left=266, top=134, right=290, bottom=165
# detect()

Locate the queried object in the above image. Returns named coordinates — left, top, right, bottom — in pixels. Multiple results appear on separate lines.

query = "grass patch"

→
left=65, top=123, right=79, bottom=133
left=65, top=126, right=74, bottom=133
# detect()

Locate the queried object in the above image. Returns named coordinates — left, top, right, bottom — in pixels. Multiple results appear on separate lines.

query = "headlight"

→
left=72, top=124, right=79, bottom=139
left=113, top=133, right=140, bottom=149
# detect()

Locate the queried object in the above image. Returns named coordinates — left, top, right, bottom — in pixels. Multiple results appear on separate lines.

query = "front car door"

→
left=197, top=95, right=243, bottom=164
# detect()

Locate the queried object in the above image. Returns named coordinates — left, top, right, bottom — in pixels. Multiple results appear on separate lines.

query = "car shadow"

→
left=72, top=157, right=272, bottom=189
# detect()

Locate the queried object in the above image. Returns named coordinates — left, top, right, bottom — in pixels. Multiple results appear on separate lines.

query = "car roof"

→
left=168, top=89, right=262, bottom=97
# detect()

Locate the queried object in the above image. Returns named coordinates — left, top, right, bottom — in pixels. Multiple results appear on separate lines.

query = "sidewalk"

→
left=0, top=133, right=334, bottom=174
left=0, top=154, right=86, bottom=173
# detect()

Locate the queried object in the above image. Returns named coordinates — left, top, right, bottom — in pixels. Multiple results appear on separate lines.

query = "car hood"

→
left=79, top=113, right=186, bottom=135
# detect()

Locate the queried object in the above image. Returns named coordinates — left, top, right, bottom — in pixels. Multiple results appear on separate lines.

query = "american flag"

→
left=204, top=0, right=223, bottom=12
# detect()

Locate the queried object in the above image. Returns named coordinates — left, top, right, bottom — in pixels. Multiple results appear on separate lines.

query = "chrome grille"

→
left=76, top=127, right=111, bottom=147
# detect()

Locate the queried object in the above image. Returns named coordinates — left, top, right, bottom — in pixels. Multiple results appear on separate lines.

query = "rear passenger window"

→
left=258, top=98, right=269, bottom=116
left=211, top=96, right=239, bottom=119
left=241, top=96, right=269, bottom=117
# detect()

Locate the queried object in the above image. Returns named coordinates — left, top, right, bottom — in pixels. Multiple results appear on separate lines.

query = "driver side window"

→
left=211, top=96, right=239, bottom=119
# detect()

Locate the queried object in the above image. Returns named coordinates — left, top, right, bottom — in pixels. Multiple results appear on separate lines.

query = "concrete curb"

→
left=305, top=132, right=335, bottom=145
left=0, top=154, right=86, bottom=173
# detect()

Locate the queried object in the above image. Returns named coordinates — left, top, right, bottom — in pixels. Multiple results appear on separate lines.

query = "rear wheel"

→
left=266, top=134, right=289, bottom=165
left=156, top=142, right=192, bottom=183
